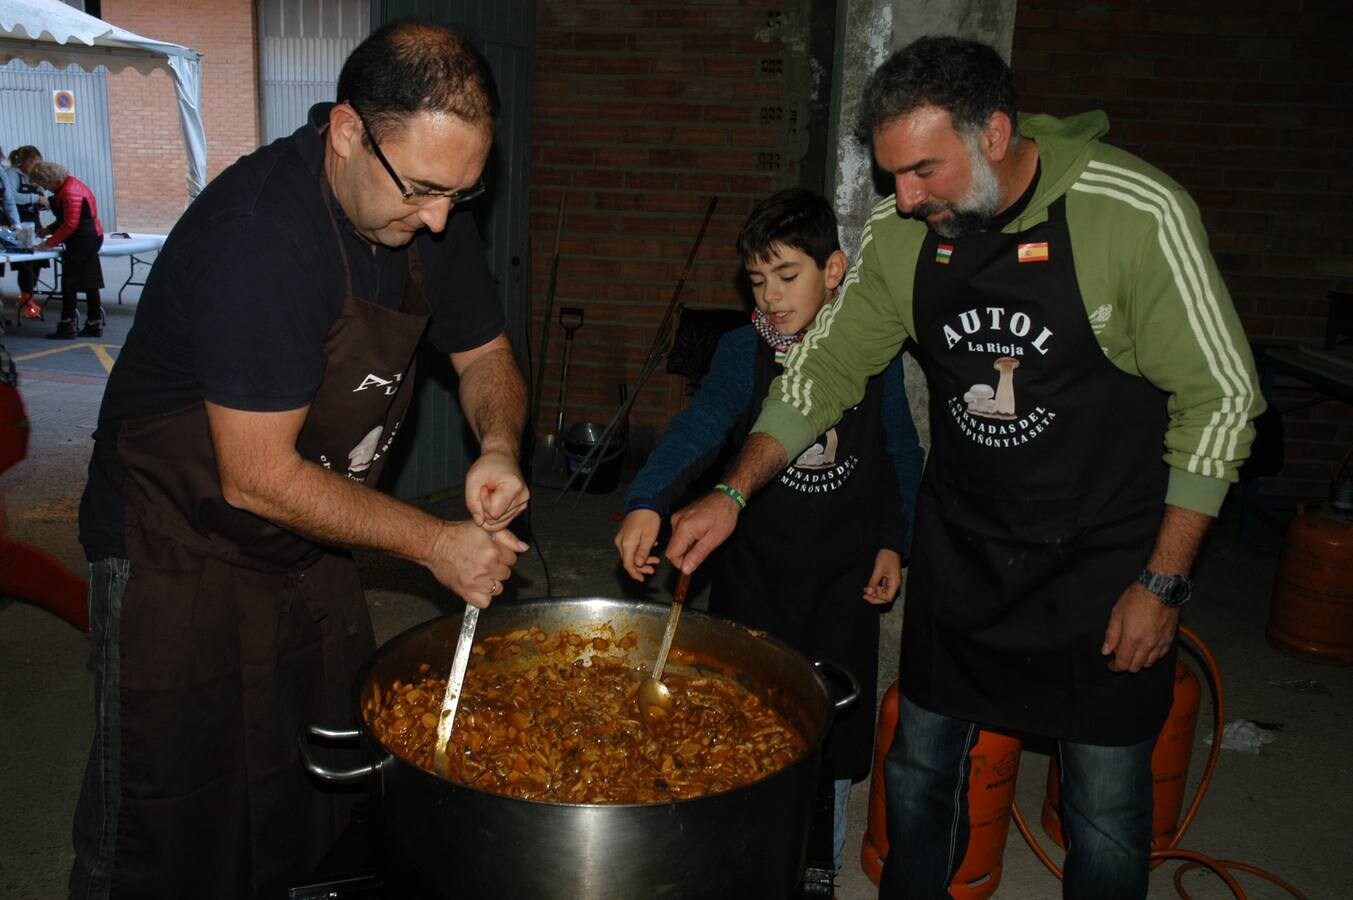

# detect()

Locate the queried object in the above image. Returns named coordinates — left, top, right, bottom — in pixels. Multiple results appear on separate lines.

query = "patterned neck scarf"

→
left=751, top=309, right=806, bottom=365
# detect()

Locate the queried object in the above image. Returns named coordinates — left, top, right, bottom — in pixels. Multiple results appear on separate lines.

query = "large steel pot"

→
left=301, top=596, right=856, bottom=899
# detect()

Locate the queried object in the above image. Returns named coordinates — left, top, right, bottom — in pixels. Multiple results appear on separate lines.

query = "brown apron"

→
left=106, top=180, right=431, bottom=898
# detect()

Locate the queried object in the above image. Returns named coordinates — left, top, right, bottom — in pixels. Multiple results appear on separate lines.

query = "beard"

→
left=913, top=132, right=1003, bottom=239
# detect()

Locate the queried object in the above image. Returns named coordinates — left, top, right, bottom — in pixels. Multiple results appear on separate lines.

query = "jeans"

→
left=832, top=777, right=850, bottom=872
left=69, top=557, right=129, bottom=900
left=880, top=694, right=1154, bottom=900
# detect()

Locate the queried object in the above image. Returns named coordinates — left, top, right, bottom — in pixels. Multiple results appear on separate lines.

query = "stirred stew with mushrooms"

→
left=365, top=624, right=808, bottom=804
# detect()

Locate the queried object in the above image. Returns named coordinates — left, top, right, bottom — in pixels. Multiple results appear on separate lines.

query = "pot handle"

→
left=298, top=724, right=380, bottom=785
left=813, top=659, right=860, bottom=711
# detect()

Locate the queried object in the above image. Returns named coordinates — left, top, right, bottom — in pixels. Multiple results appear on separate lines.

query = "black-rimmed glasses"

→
left=351, top=104, right=486, bottom=205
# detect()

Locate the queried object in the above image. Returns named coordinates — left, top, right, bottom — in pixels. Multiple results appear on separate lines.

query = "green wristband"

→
left=712, top=482, right=746, bottom=510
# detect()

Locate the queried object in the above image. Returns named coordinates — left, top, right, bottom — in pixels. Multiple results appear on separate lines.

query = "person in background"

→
left=0, top=146, right=10, bottom=333
left=614, top=188, right=924, bottom=883
left=7, top=146, right=46, bottom=320
left=665, top=36, right=1262, bottom=899
left=0, top=146, right=17, bottom=227
left=29, top=161, right=105, bottom=339
left=0, top=341, right=89, bottom=630
left=72, top=21, right=529, bottom=899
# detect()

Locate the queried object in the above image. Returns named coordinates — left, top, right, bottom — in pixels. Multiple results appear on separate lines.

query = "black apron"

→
left=56, top=193, right=104, bottom=292
left=712, top=339, right=891, bottom=781
left=903, top=196, right=1175, bottom=746
left=104, top=176, right=431, bottom=898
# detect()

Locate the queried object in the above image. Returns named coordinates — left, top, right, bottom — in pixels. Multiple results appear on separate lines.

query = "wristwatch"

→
left=1138, top=569, right=1192, bottom=608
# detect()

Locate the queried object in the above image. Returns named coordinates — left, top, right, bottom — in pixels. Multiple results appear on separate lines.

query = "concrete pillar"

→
left=827, top=0, right=1017, bottom=453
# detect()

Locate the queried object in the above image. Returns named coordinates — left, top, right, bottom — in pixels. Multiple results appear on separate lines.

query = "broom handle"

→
left=562, top=197, right=718, bottom=497
left=641, top=197, right=718, bottom=382
left=529, top=193, right=567, bottom=466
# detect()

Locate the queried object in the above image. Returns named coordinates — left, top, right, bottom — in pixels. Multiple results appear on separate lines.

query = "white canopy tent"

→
left=0, top=0, right=206, bottom=197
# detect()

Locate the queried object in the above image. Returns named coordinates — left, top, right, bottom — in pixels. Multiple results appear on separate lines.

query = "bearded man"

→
left=665, top=35, right=1262, bottom=898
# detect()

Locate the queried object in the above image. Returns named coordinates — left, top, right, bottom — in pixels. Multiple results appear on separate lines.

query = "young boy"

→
left=614, top=187, right=924, bottom=875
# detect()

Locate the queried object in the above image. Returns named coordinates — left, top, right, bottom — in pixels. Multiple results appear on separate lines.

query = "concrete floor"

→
left=1, top=264, right=1351, bottom=898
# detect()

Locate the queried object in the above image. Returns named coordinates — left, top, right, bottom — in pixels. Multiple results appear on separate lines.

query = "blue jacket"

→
left=625, top=324, right=925, bottom=555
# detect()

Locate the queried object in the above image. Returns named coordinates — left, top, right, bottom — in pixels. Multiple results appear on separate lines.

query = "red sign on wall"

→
left=53, top=89, right=76, bottom=125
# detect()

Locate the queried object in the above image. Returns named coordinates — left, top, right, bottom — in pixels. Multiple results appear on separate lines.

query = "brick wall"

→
left=102, top=0, right=260, bottom=233
left=1011, top=0, right=1353, bottom=500
left=529, top=0, right=809, bottom=446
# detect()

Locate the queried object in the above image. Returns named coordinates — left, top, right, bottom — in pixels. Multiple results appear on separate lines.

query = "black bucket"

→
left=562, top=422, right=625, bottom=494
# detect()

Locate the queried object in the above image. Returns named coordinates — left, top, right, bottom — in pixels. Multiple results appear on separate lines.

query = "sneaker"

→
left=19, top=294, right=42, bottom=319
left=45, top=319, right=77, bottom=340
left=78, top=322, right=103, bottom=338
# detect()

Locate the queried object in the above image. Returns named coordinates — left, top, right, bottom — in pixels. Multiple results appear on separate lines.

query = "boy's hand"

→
left=863, top=548, right=902, bottom=605
left=615, top=509, right=662, bottom=581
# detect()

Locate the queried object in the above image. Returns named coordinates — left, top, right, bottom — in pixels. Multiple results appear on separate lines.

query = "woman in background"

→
left=30, top=160, right=104, bottom=339
left=6, top=146, right=46, bottom=320
left=0, top=145, right=18, bottom=228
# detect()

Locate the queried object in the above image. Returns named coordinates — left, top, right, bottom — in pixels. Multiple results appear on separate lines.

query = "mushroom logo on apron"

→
left=941, top=304, right=1059, bottom=449
left=315, top=367, right=411, bottom=478
left=778, top=421, right=862, bottom=495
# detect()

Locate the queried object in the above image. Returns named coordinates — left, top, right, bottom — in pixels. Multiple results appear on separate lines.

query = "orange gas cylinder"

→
left=861, top=681, right=1023, bottom=898
left=1041, top=659, right=1202, bottom=851
left=1267, top=498, right=1353, bottom=666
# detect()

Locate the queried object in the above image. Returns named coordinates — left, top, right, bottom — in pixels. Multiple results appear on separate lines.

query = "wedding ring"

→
left=490, top=580, right=501, bottom=595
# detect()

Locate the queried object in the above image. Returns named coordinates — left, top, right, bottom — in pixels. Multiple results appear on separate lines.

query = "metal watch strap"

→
left=1138, top=569, right=1192, bottom=608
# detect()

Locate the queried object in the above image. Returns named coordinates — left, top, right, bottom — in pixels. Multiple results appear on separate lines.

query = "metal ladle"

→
left=637, top=570, right=691, bottom=727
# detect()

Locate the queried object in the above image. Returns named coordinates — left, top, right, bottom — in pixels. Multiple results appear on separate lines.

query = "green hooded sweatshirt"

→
left=755, top=111, right=1262, bottom=516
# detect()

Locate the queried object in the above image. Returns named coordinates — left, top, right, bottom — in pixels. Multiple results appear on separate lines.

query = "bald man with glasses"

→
left=72, top=22, right=528, bottom=899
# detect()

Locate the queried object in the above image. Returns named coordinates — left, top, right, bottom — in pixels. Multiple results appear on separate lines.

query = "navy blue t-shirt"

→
left=80, top=103, right=504, bottom=559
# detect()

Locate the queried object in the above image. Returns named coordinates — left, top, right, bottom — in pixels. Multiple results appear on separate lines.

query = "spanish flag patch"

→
left=935, top=243, right=954, bottom=264
left=1017, top=242, right=1049, bottom=263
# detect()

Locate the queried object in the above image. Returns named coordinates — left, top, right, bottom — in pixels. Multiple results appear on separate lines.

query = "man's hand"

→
left=664, top=432, right=788, bottom=574
left=202, top=401, right=527, bottom=601
left=465, top=449, right=529, bottom=530
left=453, top=333, right=528, bottom=531
left=863, top=548, right=903, bottom=605
left=1101, top=503, right=1210, bottom=672
left=665, top=492, right=740, bottom=575
left=1102, top=582, right=1180, bottom=672
left=426, top=522, right=528, bottom=608
left=615, top=509, right=662, bottom=581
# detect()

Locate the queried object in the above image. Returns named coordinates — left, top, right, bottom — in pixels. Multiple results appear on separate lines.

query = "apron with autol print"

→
left=714, top=338, right=892, bottom=780
left=104, top=176, right=431, bottom=898
left=904, top=196, right=1175, bottom=746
